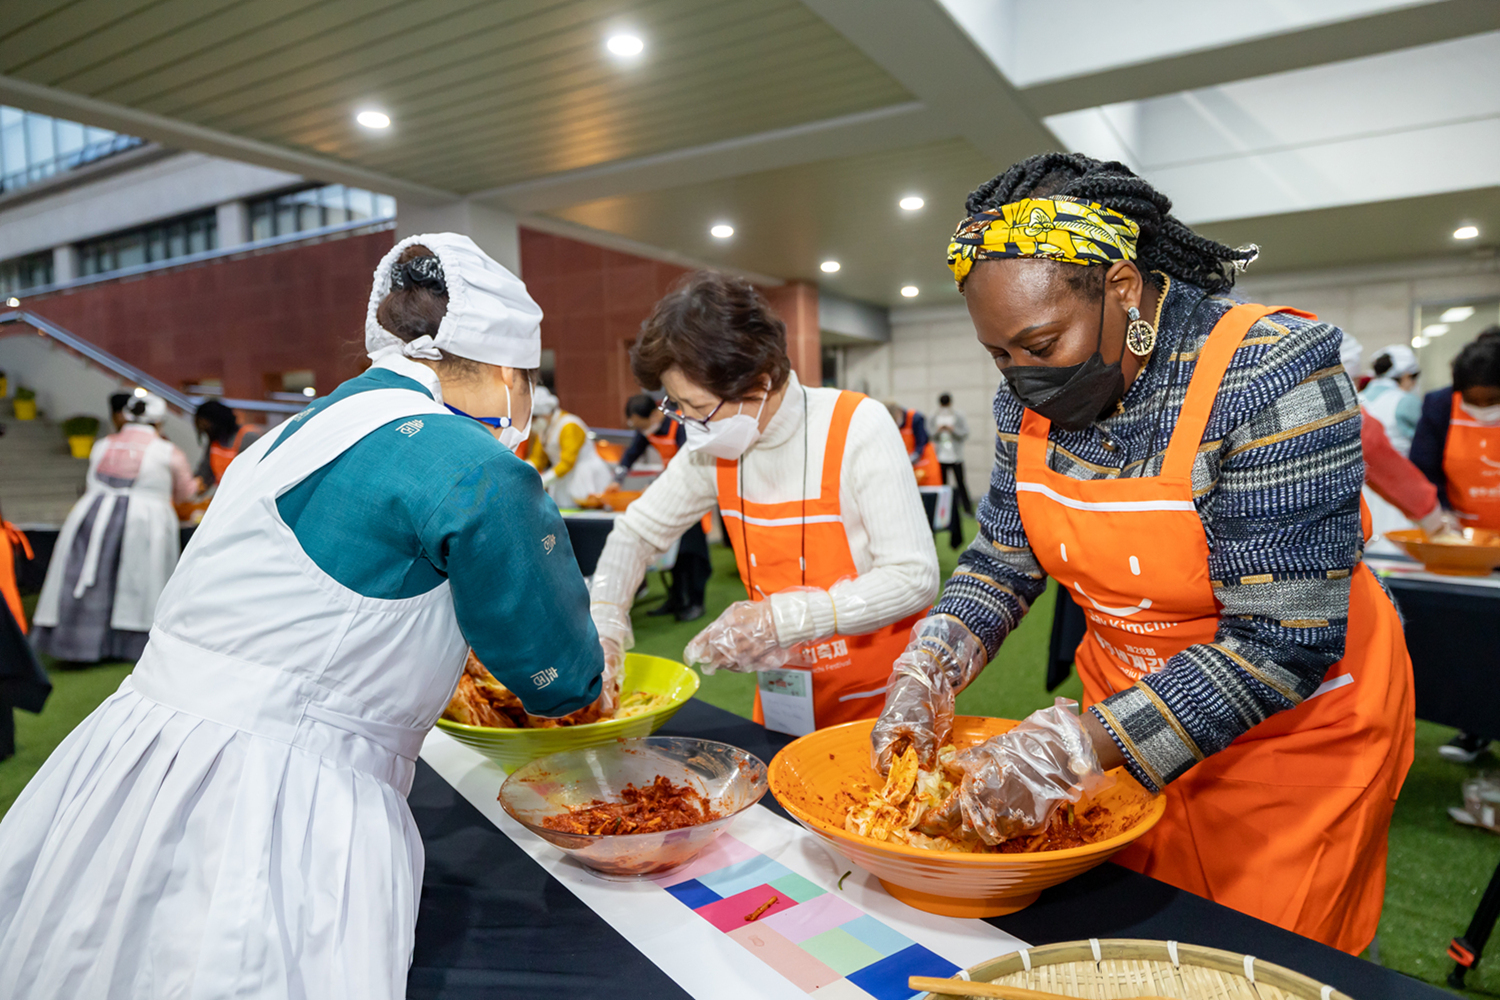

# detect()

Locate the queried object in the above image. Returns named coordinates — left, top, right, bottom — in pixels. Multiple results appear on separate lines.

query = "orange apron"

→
left=900, top=411, right=942, bottom=486
left=1014, top=303, right=1414, bottom=955
left=209, top=423, right=261, bottom=483
left=1, top=522, right=32, bottom=635
left=718, top=391, right=923, bottom=733
left=1442, top=392, right=1500, bottom=529
left=647, top=417, right=682, bottom=464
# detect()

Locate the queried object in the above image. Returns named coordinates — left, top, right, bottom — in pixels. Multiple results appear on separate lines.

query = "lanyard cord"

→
left=737, top=383, right=810, bottom=598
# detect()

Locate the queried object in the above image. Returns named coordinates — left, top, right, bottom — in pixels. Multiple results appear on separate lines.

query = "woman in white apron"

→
left=31, top=392, right=193, bottom=662
left=0, top=234, right=605, bottom=998
left=529, top=386, right=615, bottom=508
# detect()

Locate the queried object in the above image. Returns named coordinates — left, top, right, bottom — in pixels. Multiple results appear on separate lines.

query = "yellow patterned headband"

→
left=946, top=197, right=1140, bottom=288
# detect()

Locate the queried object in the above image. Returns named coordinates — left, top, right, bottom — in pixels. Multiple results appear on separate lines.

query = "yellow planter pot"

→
left=68, top=434, right=95, bottom=459
left=0, top=376, right=8, bottom=397
left=13, top=399, right=36, bottom=420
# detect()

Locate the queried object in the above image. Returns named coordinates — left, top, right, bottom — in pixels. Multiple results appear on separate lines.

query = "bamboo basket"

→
left=920, top=939, right=1355, bottom=1000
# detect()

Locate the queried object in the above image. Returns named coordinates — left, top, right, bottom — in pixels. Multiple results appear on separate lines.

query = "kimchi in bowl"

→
left=498, top=736, right=768, bottom=877
left=768, top=716, right=1165, bottom=918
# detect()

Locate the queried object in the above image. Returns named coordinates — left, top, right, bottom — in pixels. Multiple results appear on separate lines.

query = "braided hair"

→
left=965, top=152, right=1258, bottom=295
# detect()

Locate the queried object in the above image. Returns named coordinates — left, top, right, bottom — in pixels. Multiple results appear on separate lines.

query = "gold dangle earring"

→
left=1125, top=305, right=1157, bottom=357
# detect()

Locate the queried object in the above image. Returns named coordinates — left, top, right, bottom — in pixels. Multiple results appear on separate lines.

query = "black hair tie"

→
left=391, top=255, right=447, bottom=295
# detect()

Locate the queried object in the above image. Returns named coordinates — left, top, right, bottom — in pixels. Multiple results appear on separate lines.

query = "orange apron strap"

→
left=4, top=522, right=34, bottom=562
left=1159, top=304, right=1314, bottom=481
left=819, top=391, right=864, bottom=501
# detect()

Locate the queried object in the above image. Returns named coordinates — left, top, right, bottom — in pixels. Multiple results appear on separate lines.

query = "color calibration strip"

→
left=655, top=834, right=958, bottom=999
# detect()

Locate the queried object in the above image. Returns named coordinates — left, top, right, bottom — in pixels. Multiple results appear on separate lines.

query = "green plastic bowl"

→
left=435, top=653, right=700, bottom=773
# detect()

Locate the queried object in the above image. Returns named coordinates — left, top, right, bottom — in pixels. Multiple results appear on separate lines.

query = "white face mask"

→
left=684, top=395, right=767, bottom=460
left=495, top=384, right=532, bottom=450
left=1460, top=400, right=1500, bottom=425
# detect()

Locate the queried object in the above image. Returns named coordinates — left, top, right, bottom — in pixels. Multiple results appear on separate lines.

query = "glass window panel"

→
left=298, top=202, right=321, bottom=231
left=3, top=123, right=26, bottom=177
left=115, top=235, right=146, bottom=269
left=275, top=203, right=295, bottom=236
left=188, top=220, right=208, bottom=254
left=54, top=120, right=84, bottom=163
left=250, top=203, right=272, bottom=241
left=25, top=114, right=55, bottom=164
left=374, top=194, right=395, bottom=218
left=148, top=229, right=168, bottom=262
left=205, top=216, right=217, bottom=250
left=0, top=107, right=20, bottom=128
left=168, top=224, right=187, bottom=258
left=346, top=188, right=374, bottom=219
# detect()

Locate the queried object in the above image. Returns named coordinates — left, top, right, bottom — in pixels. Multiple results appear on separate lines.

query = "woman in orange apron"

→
left=872, top=152, right=1413, bottom=955
left=193, top=399, right=262, bottom=490
left=890, top=405, right=942, bottom=485
left=589, top=270, right=939, bottom=735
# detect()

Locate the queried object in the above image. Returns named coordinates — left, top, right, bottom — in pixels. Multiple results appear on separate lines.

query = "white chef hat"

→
left=531, top=385, right=559, bottom=417
left=365, top=232, right=543, bottom=369
left=1338, top=332, right=1363, bottom=379
left=1373, top=343, right=1420, bottom=379
left=125, top=391, right=167, bottom=424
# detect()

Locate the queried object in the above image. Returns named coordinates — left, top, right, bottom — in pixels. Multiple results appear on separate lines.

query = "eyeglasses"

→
left=657, top=395, right=728, bottom=431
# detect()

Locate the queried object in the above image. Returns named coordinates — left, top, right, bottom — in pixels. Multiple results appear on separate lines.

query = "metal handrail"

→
left=0, top=309, right=304, bottom=415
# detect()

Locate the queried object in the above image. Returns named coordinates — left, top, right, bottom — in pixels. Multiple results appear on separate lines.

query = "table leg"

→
left=1449, top=853, right=1500, bottom=987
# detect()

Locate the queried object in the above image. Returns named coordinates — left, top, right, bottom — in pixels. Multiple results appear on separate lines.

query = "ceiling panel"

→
left=0, top=0, right=912, bottom=193
left=541, top=137, right=995, bottom=306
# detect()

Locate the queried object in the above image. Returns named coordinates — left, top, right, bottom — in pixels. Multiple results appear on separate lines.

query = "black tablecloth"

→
left=561, top=516, right=614, bottom=577
left=409, top=698, right=1447, bottom=1000
left=14, top=526, right=198, bottom=594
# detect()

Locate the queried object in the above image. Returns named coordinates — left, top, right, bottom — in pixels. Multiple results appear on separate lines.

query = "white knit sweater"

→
left=590, top=372, right=940, bottom=647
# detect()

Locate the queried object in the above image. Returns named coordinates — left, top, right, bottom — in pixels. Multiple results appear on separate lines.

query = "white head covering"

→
left=124, top=392, right=167, bottom=424
left=1339, top=332, right=1363, bottom=379
left=531, top=385, right=559, bottom=417
left=1373, top=343, right=1420, bottom=380
left=365, top=232, right=543, bottom=369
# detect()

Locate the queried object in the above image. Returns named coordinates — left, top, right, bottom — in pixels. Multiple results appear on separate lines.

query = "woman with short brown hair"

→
left=590, top=270, right=939, bottom=735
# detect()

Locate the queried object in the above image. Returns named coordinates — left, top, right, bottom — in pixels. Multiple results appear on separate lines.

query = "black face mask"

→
left=1001, top=288, right=1123, bottom=432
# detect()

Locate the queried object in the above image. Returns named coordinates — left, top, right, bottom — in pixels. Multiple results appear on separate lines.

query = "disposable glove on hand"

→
left=684, top=600, right=803, bottom=675
left=596, top=636, right=625, bottom=715
left=870, top=615, right=987, bottom=774
left=539, top=469, right=558, bottom=488
left=1418, top=507, right=1465, bottom=541
left=944, top=698, right=1109, bottom=846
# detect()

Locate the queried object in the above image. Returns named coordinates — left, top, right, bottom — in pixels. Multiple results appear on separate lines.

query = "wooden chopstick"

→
left=908, top=977, right=1173, bottom=1000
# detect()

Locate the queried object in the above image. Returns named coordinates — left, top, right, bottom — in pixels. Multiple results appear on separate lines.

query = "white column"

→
left=52, top=244, right=79, bottom=284
left=216, top=200, right=251, bottom=248
left=395, top=200, right=521, bottom=275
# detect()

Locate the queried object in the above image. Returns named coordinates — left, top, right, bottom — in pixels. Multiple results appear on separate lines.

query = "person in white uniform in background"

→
left=0, top=233, right=604, bottom=999
left=590, top=270, right=938, bottom=736
left=30, top=391, right=193, bottom=663
left=528, top=384, right=615, bottom=509
left=1359, top=343, right=1422, bottom=455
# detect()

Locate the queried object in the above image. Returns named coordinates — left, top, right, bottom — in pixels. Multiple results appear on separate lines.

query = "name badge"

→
left=758, top=668, right=816, bottom=737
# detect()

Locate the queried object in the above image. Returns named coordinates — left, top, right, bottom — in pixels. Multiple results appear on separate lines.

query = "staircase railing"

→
left=0, top=309, right=303, bottom=417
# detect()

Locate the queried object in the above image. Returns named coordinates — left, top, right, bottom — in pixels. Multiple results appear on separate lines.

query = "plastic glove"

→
left=871, top=614, right=987, bottom=774
left=540, top=469, right=558, bottom=488
left=589, top=599, right=635, bottom=656
left=612, top=464, right=630, bottom=485
left=684, top=600, right=799, bottom=675
left=941, top=699, right=1109, bottom=846
left=1417, top=506, right=1464, bottom=542
left=596, top=636, right=624, bottom=715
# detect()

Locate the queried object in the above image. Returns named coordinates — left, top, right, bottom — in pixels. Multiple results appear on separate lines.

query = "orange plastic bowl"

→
left=1386, top=528, right=1500, bottom=576
left=768, top=716, right=1165, bottom=918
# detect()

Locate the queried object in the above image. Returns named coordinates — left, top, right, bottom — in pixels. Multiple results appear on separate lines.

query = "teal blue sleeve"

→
left=1396, top=391, right=1422, bottom=444
left=421, top=451, right=604, bottom=717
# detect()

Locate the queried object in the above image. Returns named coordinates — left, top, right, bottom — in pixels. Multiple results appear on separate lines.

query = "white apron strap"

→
left=72, top=486, right=127, bottom=598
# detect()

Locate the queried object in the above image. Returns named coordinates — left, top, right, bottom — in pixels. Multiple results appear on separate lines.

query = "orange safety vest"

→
left=900, top=410, right=942, bottom=486
left=2, top=521, right=33, bottom=634
left=717, top=391, right=923, bottom=729
left=209, top=424, right=261, bottom=483
left=646, top=417, right=681, bottom=465
left=1442, top=392, right=1500, bottom=529
left=1014, top=303, right=1414, bottom=955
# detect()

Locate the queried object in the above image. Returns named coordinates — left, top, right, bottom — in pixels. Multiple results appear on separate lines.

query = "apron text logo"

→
left=397, top=419, right=424, bottom=437
left=530, top=666, right=559, bottom=689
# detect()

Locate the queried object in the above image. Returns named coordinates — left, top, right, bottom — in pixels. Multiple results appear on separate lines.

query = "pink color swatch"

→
left=726, top=923, right=842, bottom=992
left=694, top=883, right=801, bottom=933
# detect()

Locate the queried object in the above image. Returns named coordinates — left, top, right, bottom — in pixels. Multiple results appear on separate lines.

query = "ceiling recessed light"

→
left=606, top=33, right=644, bottom=57
left=356, top=110, right=390, bottom=129
left=1422, top=323, right=1450, bottom=336
left=900, top=285, right=919, bottom=298
left=899, top=196, right=924, bottom=211
left=820, top=260, right=841, bottom=273
left=710, top=223, right=734, bottom=239
left=133, top=386, right=148, bottom=398
left=1454, top=225, right=1479, bottom=240
left=302, top=387, right=317, bottom=397
left=4, top=297, right=18, bottom=308
left=1440, top=306, right=1476, bottom=323
left=1411, top=336, right=1427, bottom=348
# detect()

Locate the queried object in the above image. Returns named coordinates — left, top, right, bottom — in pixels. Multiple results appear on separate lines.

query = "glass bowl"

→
left=498, top=736, right=768, bottom=878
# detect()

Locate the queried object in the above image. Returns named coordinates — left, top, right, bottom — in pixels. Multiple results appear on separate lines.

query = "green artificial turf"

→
left=4, top=519, right=1498, bottom=997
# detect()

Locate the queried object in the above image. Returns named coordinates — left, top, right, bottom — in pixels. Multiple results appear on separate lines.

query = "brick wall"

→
left=24, top=230, right=394, bottom=401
